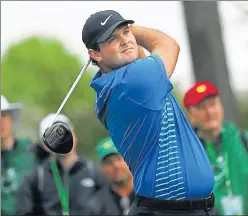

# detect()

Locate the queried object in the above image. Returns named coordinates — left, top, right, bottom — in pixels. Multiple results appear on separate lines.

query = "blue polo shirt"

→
left=90, top=54, right=214, bottom=200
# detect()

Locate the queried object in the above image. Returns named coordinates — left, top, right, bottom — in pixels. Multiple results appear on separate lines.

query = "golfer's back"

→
left=90, top=54, right=214, bottom=200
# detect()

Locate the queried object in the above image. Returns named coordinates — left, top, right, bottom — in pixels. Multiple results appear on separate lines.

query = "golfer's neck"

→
left=1, top=135, right=15, bottom=151
left=100, top=65, right=112, bottom=74
left=59, top=152, right=78, bottom=170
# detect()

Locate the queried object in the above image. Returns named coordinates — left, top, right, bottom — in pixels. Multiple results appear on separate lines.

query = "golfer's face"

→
left=189, top=95, right=223, bottom=132
left=101, top=153, right=130, bottom=183
left=98, top=25, right=138, bottom=69
left=1, top=112, right=13, bottom=140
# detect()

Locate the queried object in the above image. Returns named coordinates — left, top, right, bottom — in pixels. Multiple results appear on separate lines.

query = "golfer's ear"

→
left=88, top=49, right=102, bottom=63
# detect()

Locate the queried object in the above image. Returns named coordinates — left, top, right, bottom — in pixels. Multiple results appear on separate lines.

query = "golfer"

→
left=82, top=10, right=215, bottom=215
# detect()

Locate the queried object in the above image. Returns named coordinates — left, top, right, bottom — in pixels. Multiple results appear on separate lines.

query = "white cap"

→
left=1, top=95, right=23, bottom=121
left=39, top=113, right=74, bottom=140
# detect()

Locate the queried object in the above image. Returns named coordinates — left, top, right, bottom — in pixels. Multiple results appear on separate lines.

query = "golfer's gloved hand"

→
left=43, top=121, right=73, bottom=154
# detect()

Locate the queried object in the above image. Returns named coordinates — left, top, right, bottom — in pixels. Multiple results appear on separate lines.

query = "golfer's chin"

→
left=111, top=53, right=138, bottom=70
left=125, top=49, right=138, bottom=59
left=121, top=52, right=138, bottom=65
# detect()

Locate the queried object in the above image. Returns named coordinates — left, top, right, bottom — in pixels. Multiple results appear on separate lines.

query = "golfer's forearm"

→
left=131, top=25, right=180, bottom=77
left=131, top=25, right=173, bottom=52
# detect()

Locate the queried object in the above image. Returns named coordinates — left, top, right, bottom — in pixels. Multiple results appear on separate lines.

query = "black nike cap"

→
left=82, top=10, right=134, bottom=49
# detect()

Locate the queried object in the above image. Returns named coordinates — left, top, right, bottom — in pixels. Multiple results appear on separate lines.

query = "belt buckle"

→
left=204, top=194, right=214, bottom=211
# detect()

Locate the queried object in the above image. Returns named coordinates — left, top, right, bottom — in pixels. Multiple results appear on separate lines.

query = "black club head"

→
left=43, top=121, right=73, bottom=154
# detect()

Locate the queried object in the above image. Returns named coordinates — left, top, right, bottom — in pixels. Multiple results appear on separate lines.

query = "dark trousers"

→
left=128, top=203, right=216, bottom=216
left=128, top=193, right=216, bottom=216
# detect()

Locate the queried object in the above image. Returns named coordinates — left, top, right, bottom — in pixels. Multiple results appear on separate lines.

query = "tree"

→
left=1, top=37, right=108, bottom=159
left=2, top=37, right=95, bottom=111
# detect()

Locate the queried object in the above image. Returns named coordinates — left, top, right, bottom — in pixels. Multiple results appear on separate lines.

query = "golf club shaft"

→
left=49, top=58, right=91, bottom=127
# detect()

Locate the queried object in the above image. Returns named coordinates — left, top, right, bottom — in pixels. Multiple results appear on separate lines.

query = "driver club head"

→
left=43, top=121, right=73, bottom=154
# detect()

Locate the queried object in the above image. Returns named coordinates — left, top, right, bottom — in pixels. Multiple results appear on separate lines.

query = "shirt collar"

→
left=90, top=70, right=117, bottom=93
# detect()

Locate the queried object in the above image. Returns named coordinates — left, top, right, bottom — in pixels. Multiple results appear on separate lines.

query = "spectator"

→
left=16, top=113, right=108, bottom=215
left=29, top=138, right=50, bottom=165
left=87, top=137, right=135, bottom=215
left=1, top=95, right=37, bottom=215
left=183, top=81, right=248, bottom=215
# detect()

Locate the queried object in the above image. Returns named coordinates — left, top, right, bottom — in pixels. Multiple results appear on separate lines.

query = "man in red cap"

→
left=183, top=81, right=248, bottom=215
left=183, top=81, right=222, bottom=137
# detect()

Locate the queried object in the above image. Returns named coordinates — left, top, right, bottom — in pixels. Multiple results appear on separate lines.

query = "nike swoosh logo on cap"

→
left=101, top=15, right=112, bottom=26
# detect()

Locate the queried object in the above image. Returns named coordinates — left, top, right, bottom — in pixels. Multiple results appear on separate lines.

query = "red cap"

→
left=183, top=81, right=219, bottom=107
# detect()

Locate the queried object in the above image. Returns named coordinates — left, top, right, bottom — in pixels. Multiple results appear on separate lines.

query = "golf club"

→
left=43, top=58, right=91, bottom=154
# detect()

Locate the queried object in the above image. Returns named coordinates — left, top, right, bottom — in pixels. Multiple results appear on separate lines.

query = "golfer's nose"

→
left=120, top=34, right=129, bottom=46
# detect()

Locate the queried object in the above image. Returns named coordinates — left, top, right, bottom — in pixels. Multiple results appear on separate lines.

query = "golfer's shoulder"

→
left=121, top=54, right=166, bottom=82
left=110, top=55, right=171, bottom=110
left=120, top=54, right=168, bottom=88
left=127, top=54, right=165, bottom=71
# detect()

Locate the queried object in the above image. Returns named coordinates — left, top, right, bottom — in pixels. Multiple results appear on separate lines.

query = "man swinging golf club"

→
left=43, top=10, right=216, bottom=216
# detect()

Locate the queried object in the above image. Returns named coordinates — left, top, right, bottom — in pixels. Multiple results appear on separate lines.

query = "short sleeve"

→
left=121, top=54, right=173, bottom=110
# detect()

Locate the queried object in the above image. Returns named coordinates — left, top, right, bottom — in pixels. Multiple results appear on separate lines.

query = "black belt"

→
left=135, top=193, right=214, bottom=212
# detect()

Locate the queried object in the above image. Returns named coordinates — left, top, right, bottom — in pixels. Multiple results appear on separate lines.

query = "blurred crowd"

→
left=1, top=80, right=248, bottom=215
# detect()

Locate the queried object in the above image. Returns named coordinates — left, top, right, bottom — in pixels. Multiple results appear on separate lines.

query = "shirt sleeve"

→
left=121, top=54, right=173, bottom=110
